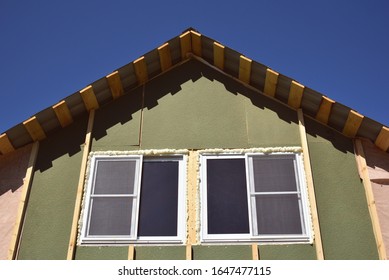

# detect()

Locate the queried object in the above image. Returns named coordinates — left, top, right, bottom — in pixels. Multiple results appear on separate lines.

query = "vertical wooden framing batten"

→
left=23, top=116, right=46, bottom=142
left=80, top=85, right=99, bottom=111
left=252, top=244, right=259, bottom=260
left=106, top=71, right=124, bottom=99
left=354, top=139, right=387, bottom=259
left=186, top=244, right=192, bottom=260
left=66, top=109, right=96, bottom=260
left=187, top=151, right=198, bottom=245
left=297, top=109, right=324, bottom=260
left=128, top=245, right=135, bottom=260
left=158, top=43, right=172, bottom=72
left=53, top=100, right=74, bottom=128
left=238, top=55, right=252, bottom=84
left=7, top=141, right=39, bottom=260
left=0, top=133, right=15, bottom=154
left=375, top=126, right=389, bottom=152
left=263, top=68, right=279, bottom=97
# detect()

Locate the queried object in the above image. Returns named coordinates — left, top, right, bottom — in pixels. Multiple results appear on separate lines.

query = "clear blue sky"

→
left=1, top=0, right=388, bottom=133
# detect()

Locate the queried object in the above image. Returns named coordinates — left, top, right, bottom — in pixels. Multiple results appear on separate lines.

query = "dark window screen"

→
left=255, top=195, right=302, bottom=234
left=94, top=160, right=137, bottom=195
left=88, top=197, right=133, bottom=236
left=252, top=156, right=297, bottom=192
left=138, top=160, right=179, bottom=236
left=206, top=158, right=250, bottom=234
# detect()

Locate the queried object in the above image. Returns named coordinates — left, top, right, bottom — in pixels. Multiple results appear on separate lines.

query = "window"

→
left=80, top=154, right=186, bottom=244
left=200, top=152, right=311, bottom=243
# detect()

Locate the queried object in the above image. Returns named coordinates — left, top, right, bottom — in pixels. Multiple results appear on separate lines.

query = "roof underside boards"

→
left=1, top=29, right=388, bottom=155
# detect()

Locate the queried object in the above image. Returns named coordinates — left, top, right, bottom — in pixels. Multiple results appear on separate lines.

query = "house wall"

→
left=305, top=118, right=378, bottom=259
left=0, top=144, right=32, bottom=260
left=15, top=59, right=378, bottom=259
left=17, top=116, right=88, bottom=259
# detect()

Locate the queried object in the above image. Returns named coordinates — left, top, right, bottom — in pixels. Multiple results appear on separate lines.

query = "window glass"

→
left=93, top=160, right=137, bottom=194
left=138, top=160, right=179, bottom=237
left=206, top=158, right=250, bottom=234
left=88, top=197, right=134, bottom=236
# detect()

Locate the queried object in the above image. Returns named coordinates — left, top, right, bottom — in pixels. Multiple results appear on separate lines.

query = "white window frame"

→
left=80, top=153, right=186, bottom=245
left=200, top=152, right=312, bottom=244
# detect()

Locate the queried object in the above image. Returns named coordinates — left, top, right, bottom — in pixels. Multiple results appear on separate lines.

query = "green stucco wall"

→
left=18, top=116, right=88, bottom=259
left=192, top=245, right=252, bottom=260
left=305, top=117, right=378, bottom=260
left=18, top=59, right=377, bottom=260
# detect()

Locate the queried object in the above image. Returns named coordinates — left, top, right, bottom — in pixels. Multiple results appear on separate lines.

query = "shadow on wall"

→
left=34, top=58, right=356, bottom=171
left=0, top=144, right=32, bottom=196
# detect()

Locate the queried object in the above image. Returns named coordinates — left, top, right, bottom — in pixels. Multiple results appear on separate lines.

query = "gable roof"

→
left=0, top=28, right=388, bottom=155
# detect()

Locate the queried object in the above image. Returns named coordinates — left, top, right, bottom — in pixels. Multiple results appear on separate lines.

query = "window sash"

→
left=201, top=152, right=311, bottom=243
left=80, top=154, right=186, bottom=244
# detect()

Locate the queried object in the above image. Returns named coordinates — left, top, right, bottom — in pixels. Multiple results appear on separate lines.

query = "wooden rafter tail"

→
left=53, top=100, right=73, bottom=128
left=288, top=81, right=305, bottom=109
left=213, top=42, right=225, bottom=70
left=80, top=85, right=99, bottom=111
left=133, top=57, right=148, bottom=85
left=264, top=68, right=279, bottom=97
left=106, top=71, right=124, bottom=99
left=190, top=30, right=202, bottom=57
left=66, top=109, right=95, bottom=260
left=239, top=55, right=252, bottom=84
left=354, top=139, right=387, bottom=259
left=343, top=110, right=364, bottom=138
left=298, top=109, right=325, bottom=260
left=158, top=43, right=172, bottom=72
left=23, top=116, right=46, bottom=142
left=0, top=133, right=15, bottom=155
left=316, top=96, right=335, bottom=125
left=179, top=31, right=192, bottom=59
left=8, top=141, right=39, bottom=259
left=375, top=126, right=389, bottom=152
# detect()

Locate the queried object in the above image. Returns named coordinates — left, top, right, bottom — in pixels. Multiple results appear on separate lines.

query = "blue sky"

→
left=1, top=0, right=388, bottom=133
